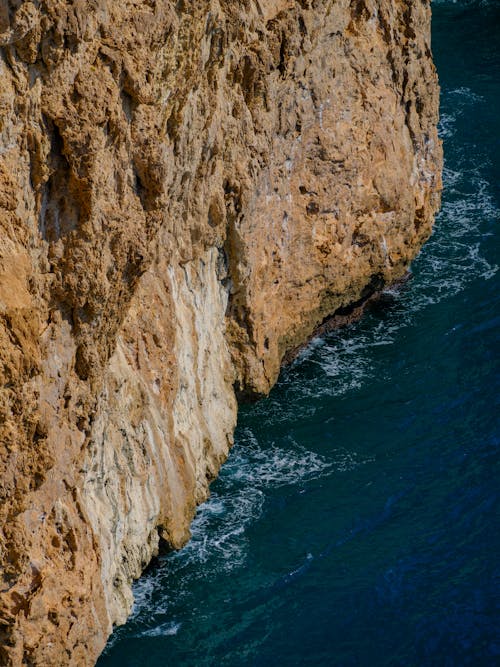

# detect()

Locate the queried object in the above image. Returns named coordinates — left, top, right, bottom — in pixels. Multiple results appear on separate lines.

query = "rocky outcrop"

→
left=0, top=1, right=442, bottom=664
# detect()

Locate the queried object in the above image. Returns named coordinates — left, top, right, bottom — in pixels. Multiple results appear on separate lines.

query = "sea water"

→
left=99, top=2, right=499, bottom=664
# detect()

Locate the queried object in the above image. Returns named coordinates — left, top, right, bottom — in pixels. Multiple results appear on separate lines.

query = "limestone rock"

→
left=0, top=1, right=441, bottom=664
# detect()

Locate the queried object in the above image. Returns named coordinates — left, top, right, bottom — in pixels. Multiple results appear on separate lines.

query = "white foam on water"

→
left=438, top=87, right=484, bottom=139
left=223, top=429, right=333, bottom=488
left=412, top=180, right=499, bottom=305
left=447, top=87, right=483, bottom=104
left=130, top=574, right=158, bottom=619
left=175, top=487, right=263, bottom=572
left=438, top=113, right=457, bottom=140
left=330, top=447, right=375, bottom=473
left=172, top=430, right=335, bottom=573
left=121, top=427, right=340, bottom=633
left=138, top=622, right=181, bottom=638
left=442, top=166, right=463, bottom=188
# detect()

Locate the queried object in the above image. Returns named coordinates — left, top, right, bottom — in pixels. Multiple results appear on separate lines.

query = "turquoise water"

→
left=99, top=2, right=500, bottom=665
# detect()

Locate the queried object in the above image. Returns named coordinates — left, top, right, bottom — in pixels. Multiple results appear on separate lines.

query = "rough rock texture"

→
left=0, top=1, right=442, bottom=664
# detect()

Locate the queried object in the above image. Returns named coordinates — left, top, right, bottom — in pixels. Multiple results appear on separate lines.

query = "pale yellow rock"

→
left=0, top=1, right=441, bottom=664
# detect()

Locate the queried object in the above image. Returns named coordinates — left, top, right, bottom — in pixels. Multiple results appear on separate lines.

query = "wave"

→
left=175, top=430, right=335, bottom=572
left=223, top=429, right=334, bottom=487
left=139, top=622, right=181, bottom=638
left=438, top=87, right=484, bottom=139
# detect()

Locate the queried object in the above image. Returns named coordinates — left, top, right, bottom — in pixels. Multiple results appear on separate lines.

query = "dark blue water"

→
left=99, top=2, right=500, bottom=665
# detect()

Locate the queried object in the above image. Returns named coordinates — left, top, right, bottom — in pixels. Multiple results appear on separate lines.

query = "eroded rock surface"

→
left=0, top=1, right=441, bottom=664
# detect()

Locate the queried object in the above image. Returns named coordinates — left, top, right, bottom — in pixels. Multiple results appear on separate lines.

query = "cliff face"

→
left=0, top=1, right=441, bottom=664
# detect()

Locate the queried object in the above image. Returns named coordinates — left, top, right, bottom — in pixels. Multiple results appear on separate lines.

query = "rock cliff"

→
left=0, top=1, right=442, bottom=664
